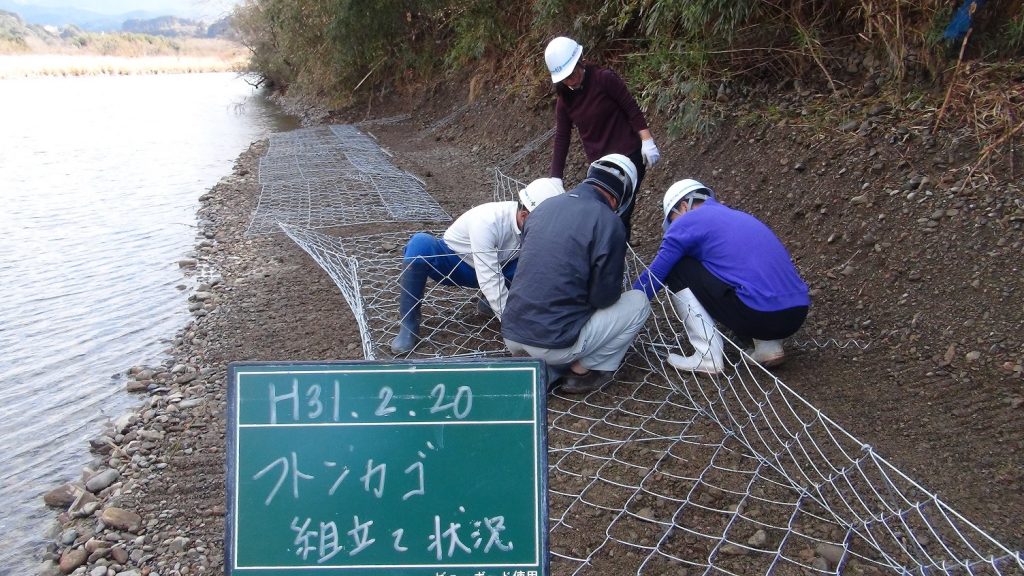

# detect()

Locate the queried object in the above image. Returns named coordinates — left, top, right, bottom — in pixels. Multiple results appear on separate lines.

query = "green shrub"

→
left=230, top=0, right=1020, bottom=129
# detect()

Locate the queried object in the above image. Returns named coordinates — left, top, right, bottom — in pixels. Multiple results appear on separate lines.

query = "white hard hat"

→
left=518, top=177, right=564, bottom=211
left=662, top=179, right=714, bottom=231
left=544, top=36, right=583, bottom=83
left=583, top=153, right=638, bottom=216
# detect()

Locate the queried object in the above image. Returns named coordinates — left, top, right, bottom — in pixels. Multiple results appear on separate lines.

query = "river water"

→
left=0, top=71, right=298, bottom=572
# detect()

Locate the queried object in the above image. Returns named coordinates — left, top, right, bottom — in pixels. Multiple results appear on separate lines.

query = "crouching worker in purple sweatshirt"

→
left=633, top=180, right=810, bottom=373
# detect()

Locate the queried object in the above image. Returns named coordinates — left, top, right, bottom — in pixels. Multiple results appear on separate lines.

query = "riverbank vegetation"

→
left=231, top=0, right=1023, bottom=153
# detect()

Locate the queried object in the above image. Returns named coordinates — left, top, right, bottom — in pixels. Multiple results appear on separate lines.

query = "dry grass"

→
left=0, top=38, right=248, bottom=78
left=0, top=54, right=247, bottom=78
left=931, top=60, right=1024, bottom=181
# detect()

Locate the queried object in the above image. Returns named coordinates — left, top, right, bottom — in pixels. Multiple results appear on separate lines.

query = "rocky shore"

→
left=38, top=140, right=362, bottom=576
left=37, top=71, right=1022, bottom=574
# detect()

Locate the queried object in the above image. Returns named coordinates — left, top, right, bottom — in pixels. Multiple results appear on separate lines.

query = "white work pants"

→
left=505, top=290, right=650, bottom=379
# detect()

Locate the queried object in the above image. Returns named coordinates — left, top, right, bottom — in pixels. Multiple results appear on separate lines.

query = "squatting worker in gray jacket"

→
left=502, top=154, right=651, bottom=394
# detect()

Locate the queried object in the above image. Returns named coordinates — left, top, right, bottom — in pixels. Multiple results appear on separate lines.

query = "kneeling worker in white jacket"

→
left=391, top=178, right=564, bottom=354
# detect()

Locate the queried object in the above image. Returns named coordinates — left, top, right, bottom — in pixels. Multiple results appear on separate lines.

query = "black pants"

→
left=665, top=258, right=807, bottom=341
left=618, top=148, right=646, bottom=240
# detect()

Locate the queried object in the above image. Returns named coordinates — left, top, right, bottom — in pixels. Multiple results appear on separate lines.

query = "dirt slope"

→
left=333, top=76, right=1023, bottom=547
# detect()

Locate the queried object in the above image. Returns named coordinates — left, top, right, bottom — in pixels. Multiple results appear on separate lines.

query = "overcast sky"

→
left=7, top=0, right=240, bottom=19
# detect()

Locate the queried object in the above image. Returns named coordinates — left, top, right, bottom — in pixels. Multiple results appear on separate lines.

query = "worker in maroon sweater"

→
left=544, top=36, right=661, bottom=237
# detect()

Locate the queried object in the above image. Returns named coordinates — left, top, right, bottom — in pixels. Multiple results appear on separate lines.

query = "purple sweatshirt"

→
left=550, top=64, right=648, bottom=179
left=633, top=198, right=810, bottom=312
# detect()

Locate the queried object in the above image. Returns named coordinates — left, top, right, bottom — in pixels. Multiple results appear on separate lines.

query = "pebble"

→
left=719, top=543, right=747, bottom=555
left=169, top=536, right=189, bottom=553
left=816, top=542, right=845, bottom=564
left=812, top=556, right=831, bottom=570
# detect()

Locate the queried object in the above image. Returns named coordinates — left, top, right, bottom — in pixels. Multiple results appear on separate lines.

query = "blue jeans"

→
left=398, top=233, right=517, bottom=321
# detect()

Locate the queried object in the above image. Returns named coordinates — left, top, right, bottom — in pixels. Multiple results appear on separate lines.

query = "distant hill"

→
left=122, top=15, right=229, bottom=38
left=0, top=0, right=158, bottom=31
left=0, top=1, right=233, bottom=34
left=0, top=9, right=60, bottom=47
left=0, top=6, right=233, bottom=40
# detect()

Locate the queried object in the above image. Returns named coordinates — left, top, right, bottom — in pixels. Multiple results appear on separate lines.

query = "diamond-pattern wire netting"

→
left=426, top=103, right=471, bottom=133
left=279, top=223, right=506, bottom=361
left=279, top=170, right=1023, bottom=575
left=499, top=127, right=556, bottom=173
left=355, top=113, right=412, bottom=127
left=246, top=125, right=450, bottom=235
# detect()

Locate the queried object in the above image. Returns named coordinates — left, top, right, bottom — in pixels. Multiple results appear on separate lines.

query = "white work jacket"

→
left=442, top=201, right=521, bottom=319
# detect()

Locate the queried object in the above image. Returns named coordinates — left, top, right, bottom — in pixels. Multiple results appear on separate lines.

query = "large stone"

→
left=58, top=548, right=87, bottom=573
left=100, top=507, right=143, bottom=532
left=84, top=538, right=111, bottom=553
left=85, top=469, right=120, bottom=493
left=43, top=484, right=82, bottom=508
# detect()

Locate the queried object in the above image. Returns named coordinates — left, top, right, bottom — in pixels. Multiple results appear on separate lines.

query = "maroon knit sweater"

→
left=550, top=64, right=649, bottom=179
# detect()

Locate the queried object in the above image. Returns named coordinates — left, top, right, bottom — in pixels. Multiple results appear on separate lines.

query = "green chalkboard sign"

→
left=226, top=359, right=549, bottom=576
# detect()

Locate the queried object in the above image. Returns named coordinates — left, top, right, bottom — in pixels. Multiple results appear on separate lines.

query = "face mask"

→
left=566, top=68, right=585, bottom=91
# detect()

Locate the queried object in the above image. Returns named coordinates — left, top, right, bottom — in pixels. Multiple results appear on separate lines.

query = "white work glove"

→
left=641, top=138, right=661, bottom=168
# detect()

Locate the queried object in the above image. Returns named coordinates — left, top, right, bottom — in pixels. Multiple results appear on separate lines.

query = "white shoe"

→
left=667, top=289, right=724, bottom=374
left=750, top=339, right=785, bottom=367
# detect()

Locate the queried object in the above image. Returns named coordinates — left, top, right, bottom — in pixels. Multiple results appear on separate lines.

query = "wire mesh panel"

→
left=355, top=113, right=411, bottom=127
left=247, top=175, right=395, bottom=235
left=258, top=151, right=364, bottom=182
left=426, top=102, right=471, bottom=133
left=266, top=126, right=340, bottom=156
left=278, top=175, right=1023, bottom=576
left=493, top=166, right=526, bottom=203
left=499, top=127, right=556, bottom=173
left=247, top=125, right=451, bottom=235
left=280, top=225, right=509, bottom=360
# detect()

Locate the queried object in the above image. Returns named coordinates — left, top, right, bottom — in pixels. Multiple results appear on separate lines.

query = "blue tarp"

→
left=943, top=0, right=986, bottom=41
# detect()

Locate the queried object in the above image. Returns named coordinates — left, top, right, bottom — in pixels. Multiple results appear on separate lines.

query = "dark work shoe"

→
left=559, top=370, right=614, bottom=394
left=476, top=297, right=494, bottom=317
